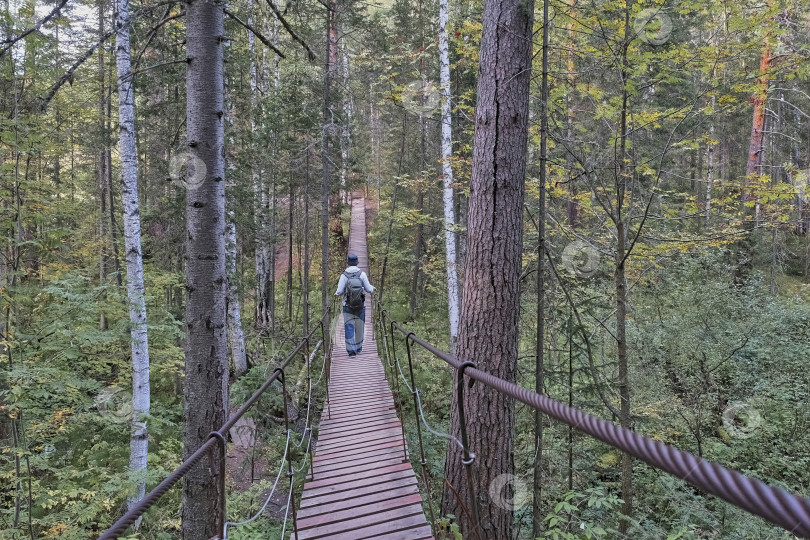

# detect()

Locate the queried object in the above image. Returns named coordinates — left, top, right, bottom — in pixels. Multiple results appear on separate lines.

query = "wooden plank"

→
left=297, top=493, right=423, bottom=530
left=365, top=525, right=434, bottom=540
left=298, top=475, right=419, bottom=509
left=296, top=484, right=421, bottom=519
left=292, top=505, right=427, bottom=539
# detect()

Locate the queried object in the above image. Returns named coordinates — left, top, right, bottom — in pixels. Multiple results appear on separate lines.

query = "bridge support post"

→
left=405, top=333, right=438, bottom=533
left=389, top=321, right=409, bottom=463
left=457, top=361, right=484, bottom=540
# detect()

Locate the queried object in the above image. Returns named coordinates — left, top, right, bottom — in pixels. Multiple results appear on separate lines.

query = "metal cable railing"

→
left=375, top=301, right=810, bottom=539
left=98, top=308, right=333, bottom=540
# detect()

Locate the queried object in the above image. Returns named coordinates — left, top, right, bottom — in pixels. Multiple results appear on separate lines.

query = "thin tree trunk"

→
left=249, top=0, right=270, bottom=333
left=322, top=0, right=337, bottom=318
left=98, top=0, right=109, bottom=332
left=706, top=95, right=715, bottom=224
left=287, top=178, right=294, bottom=321
left=533, top=0, right=548, bottom=535
left=181, top=0, right=229, bottom=534
left=565, top=2, right=578, bottom=227
left=113, top=0, right=151, bottom=521
left=340, top=28, right=352, bottom=203
left=438, top=0, right=459, bottom=355
left=617, top=7, right=633, bottom=533
left=441, top=0, right=533, bottom=534
left=304, top=153, right=311, bottom=335
left=378, top=113, right=407, bottom=304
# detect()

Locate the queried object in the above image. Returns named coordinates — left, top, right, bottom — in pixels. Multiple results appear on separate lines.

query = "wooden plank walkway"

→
left=292, top=198, right=433, bottom=540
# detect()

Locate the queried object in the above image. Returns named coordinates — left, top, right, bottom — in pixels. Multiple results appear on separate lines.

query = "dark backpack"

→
left=343, top=270, right=365, bottom=310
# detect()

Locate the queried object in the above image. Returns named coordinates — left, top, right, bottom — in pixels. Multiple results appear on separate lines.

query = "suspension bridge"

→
left=99, top=196, right=810, bottom=539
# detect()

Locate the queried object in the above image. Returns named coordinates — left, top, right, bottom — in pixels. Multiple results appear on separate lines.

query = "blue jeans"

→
left=343, top=306, right=365, bottom=355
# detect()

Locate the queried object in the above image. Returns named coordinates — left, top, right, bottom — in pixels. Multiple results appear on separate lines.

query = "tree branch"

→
left=38, top=29, right=115, bottom=111
left=133, top=8, right=186, bottom=72
left=223, top=8, right=285, bottom=59
left=37, top=4, right=182, bottom=112
left=0, top=0, right=70, bottom=58
left=263, top=0, right=315, bottom=61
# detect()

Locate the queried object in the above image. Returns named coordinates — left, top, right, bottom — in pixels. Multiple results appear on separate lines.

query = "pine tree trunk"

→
left=113, top=0, right=150, bottom=521
left=182, top=0, right=229, bottom=534
left=744, top=39, right=772, bottom=220
left=533, top=0, right=549, bottom=535
left=441, top=0, right=533, bottom=534
left=438, top=0, right=459, bottom=355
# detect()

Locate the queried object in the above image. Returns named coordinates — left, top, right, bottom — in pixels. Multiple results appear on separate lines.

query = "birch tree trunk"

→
left=226, top=214, right=247, bottom=376
left=441, top=0, right=533, bottom=534
left=113, top=0, right=150, bottom=520
left=438, top=0, right=459, bottom=355
left=182, top=0, right=229, bottom=534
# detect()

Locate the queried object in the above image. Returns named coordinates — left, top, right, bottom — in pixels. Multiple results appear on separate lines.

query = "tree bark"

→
left=182, top=0, right=229, bottom=535
left=113, top=0, right=151, bottom=522
left=441, top=0, right=533, bottom=535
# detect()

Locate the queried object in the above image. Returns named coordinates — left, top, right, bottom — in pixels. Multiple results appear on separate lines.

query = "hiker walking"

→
left=335, top=253, right=375, bottom=356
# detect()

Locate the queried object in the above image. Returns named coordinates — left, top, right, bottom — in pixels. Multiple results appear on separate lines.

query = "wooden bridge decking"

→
left=291, top=198, right=433, bottom=540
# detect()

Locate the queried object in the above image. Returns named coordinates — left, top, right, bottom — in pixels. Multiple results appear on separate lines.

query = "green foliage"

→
left=542, top=488, right=623, bottom=539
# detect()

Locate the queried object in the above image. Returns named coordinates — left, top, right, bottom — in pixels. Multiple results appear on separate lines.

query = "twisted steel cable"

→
left=379, top=305, right=810, bottom=538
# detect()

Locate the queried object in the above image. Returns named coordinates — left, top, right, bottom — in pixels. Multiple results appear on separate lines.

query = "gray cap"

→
left=348, top=254, right=359, bottom=266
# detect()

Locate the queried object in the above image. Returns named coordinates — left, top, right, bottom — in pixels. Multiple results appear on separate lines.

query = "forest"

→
left=2, top=0, right=810, bottom=537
